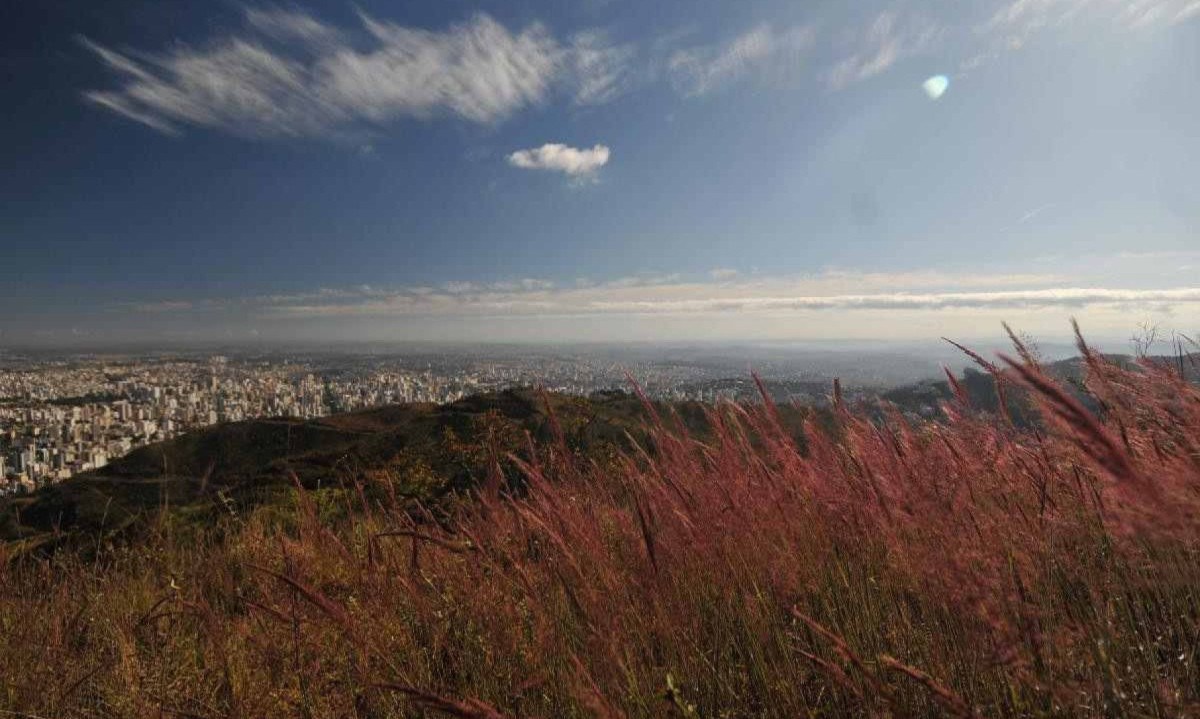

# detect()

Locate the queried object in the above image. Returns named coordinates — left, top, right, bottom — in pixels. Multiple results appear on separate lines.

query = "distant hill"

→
left=7, top=352, right=1194, bottom=552
left=881, top=353, right=1197, bottom=421
left=0, top=388, right=812, bottom=551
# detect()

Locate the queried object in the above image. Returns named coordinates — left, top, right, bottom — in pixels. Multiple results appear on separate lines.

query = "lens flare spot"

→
left=922, top=75, right=949, bottom=100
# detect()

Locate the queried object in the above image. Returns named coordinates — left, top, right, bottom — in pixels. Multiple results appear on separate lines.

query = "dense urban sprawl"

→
left=0, top=346, right=939, bottom=495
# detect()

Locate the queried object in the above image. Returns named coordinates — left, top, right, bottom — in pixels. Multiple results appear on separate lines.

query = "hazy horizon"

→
left=0, top=331, right=1161, bottom=357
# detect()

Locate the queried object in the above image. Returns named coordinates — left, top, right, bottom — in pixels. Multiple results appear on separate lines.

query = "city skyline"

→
left=3, top=342, right=967, bottom=491
left=3, top=0, right=1198, bottom=345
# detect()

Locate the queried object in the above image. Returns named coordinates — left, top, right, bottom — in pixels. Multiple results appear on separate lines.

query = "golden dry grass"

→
left=2, top=334, right=1198, bottom=717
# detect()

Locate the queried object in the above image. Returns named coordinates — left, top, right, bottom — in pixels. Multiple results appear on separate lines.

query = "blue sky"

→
left=2, top=0, right=1198, bottom=346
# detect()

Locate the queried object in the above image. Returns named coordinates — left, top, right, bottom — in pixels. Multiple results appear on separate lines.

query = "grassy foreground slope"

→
left=2, top=339, right=1199, bottom=717
left=1, top=389, right=759, bottom=550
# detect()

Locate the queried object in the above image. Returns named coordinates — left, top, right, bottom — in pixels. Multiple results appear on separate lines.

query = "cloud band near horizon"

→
left=123, top=270, right=1200, bottom=319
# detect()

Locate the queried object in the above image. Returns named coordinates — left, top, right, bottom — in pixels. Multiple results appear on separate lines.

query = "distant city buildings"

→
left=1, top=357, right=470, bottom=493
left=0, top=348, right=877, bottom=495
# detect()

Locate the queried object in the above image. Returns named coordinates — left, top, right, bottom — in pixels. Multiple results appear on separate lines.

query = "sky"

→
left=1, top=0, right=1198, bottom=347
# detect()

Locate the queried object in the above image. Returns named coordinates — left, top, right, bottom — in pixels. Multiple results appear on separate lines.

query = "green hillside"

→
left=0, top=388, right=810, bottom=551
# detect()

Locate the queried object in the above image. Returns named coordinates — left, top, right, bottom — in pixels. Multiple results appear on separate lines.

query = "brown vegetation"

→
left=2, top=331, right=1198, bottom=717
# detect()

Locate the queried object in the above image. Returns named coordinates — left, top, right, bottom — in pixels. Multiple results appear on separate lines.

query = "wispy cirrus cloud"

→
left=968, top=0, right=1200, bottom=71
left=244, top=7, right=345, bottom=44
left=667, top=24, right=815, bottom=97
left=822, top=1, right=1199, bottom=87
left=82, top=8, right=631, bottom=139
left=507, top=143, right=611, bottom=177
left=81, top=1, right=1200, bottom=138
left=826, top=11, right=942, bottom=89
left=569, top=30, right=636, bottom=105
left=986, top=0, right=1200, bottom=41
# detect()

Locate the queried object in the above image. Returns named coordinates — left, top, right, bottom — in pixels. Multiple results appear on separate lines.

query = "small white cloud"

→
left=507, top=143, right=610, bottom=176
left=710, top=268, right=740, bottom=280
